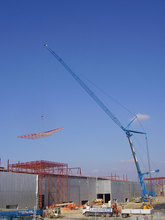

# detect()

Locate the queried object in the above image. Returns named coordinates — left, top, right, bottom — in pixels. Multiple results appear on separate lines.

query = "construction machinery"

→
left=121, top=208, right=153, bottom=218
left=93, top=199, right=104, bottom=205
left=83, top=207, right=113, bottom=217
left=0, top=209, right=43, bottom=220
left=44, top=44, right=159, bottom=201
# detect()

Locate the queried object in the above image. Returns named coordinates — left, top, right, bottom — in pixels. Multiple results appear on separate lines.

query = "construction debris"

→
left=45, top=207, right=61, bottom=218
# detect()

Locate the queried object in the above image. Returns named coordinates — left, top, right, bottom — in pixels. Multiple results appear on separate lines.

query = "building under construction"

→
left=0, top=160, right=163, bottom=209
left=0, top=46, right=161, bottom=210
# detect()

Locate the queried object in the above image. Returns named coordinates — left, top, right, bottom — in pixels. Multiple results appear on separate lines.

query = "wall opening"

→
left=81, top=200, right=88, bottom=205
left=97, top=193, right=111, bottom=203
left=97, top=194, right=103, bottom=199
left=6, top=204, right=18, bottom=209
left=105, top=193, right=111, bottom=203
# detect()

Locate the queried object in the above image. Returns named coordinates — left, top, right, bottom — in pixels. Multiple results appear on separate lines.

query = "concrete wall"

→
left=69, top=177, right=143, bottom=205
left=97, top=179, right=111, bottom=195
left=68, top=176, right=97, bottom=205
left=129, top=181, right=141, bottom=198
left=111, top=181, right=135, bottom=202
left=68, top=177, right=143, bottom=205
left=111, top=181, right=153, bottom=203
left=0, top=172, right=38, bottom=209
left=0, top=172, right=152, bottom=208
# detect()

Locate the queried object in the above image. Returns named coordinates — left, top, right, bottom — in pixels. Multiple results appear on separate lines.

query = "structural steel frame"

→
left=8, top=160, right=69, bottom=208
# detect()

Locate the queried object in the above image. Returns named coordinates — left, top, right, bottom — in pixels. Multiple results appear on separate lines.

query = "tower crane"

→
left=44, top=44, right=159, bottom=200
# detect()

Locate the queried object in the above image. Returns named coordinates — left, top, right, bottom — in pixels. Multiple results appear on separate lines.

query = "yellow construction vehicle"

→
left=93, top=199, right=103, bottom=205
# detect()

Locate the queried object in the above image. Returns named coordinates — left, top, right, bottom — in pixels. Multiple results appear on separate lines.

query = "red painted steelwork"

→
left=18, top=128, right=64, bottom=139
left=8, top=160, right=68, bottom=208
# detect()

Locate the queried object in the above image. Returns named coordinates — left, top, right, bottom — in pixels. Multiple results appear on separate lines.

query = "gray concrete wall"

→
left=97, top=179, right=111, bottom=195
left=129, top=181, right=141, bottom=198
left=68, top=176, right=97, bottom=205
left=111, top=181, right=133, bottom=202
left=0, top=172, right=38, bottom=209
left=0, top=172, right=152, bottom=208
left=68, top=177, right=144, bottom=204
left=68, top=177, right=144, bottom=205
left=111, top=181, right=152, bottom=203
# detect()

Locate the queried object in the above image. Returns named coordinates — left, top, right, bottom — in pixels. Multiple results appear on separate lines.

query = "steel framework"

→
left=101, top=173, right=128, bottom=182
left=109, top=173, right=128, bottom=182
left=8, top=160, right=69, bottom=208
left=68, top=167, right=82, bottom=176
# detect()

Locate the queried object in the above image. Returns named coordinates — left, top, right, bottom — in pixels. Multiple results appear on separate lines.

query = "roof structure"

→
left=8, top=160, right=68, bottom=175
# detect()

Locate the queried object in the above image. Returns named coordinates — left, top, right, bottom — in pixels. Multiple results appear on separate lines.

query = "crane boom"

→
left=44, top=44, right=157, bottom=200
left=44, top=44, right=124, bottom=132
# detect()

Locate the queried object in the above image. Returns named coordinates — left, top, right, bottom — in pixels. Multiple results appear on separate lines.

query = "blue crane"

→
left=44, top=44, right=159, bottom=200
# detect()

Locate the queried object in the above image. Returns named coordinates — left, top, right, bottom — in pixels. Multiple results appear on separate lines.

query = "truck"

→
left=83, top=207, right=113, bottom=217
left=121, top=209, right=153, bottom=218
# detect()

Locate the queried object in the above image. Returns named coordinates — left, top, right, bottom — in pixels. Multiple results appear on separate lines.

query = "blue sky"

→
left=0, top=0, right=165, bottom=180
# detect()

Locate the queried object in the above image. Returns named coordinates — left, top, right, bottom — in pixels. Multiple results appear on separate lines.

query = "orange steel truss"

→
left=8, top=160, right=69, bottom=208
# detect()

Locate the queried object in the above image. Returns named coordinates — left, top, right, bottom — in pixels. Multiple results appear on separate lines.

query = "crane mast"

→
left=44, top=44, right=157, bottom=200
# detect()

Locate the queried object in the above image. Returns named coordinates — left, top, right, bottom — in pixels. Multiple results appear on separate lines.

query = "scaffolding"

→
left=8, top=160, right=69, bottom=208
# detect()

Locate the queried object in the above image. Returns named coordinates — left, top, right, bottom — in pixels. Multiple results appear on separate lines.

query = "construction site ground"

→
left=44, top=196, right=165, bottom=220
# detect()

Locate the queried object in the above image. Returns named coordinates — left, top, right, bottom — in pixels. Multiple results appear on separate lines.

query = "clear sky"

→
left=0, top=0, right=165, bottom=180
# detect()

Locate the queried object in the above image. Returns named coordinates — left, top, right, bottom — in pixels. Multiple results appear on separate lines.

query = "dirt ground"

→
left=43, top=196, right=165, bottom=220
